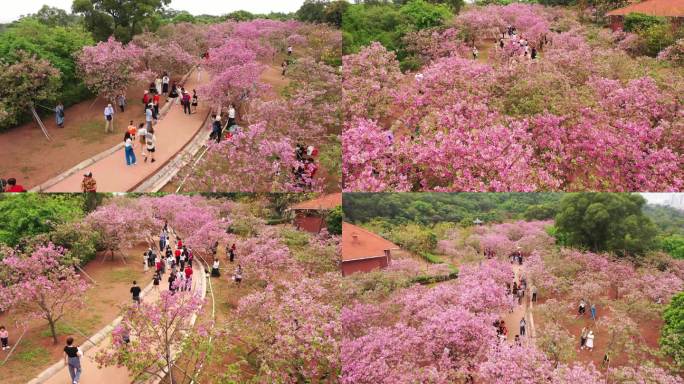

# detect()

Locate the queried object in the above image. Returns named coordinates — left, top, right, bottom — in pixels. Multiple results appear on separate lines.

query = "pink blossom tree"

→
left=76, top=37, right=143, bottom=131
left=95, top=291, right=206, bottom=383
left=0, top=244, right=90, bottom=344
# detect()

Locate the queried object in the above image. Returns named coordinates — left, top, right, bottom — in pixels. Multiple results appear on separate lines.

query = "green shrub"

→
left=624, top=13, right=665, bottom=33
left=661, top=291, right=684, bottom=370
left=326, top=206, right=343, bottom=235
left=658, top=234, right=684, bottom=259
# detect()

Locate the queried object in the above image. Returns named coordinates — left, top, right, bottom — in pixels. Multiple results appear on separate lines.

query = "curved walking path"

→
left=32, top=259, right=207, bottom=384
left=41, top=69, right=212, bottom=193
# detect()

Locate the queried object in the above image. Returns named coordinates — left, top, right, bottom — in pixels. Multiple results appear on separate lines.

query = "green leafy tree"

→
left=554, top=193, right=657, bottom=256
left=32, top=5, right=80, bottom=27
left=399, top=0, right=453, bottom=30
left=659, top=235, right=684, bottom=259
left=72, top=0, right=171, bottom=42
left=524, top=204, right=559, bottom=221
left=325, top=1, right=350, bottom=27
left=0, top=194, right=85, bottom=246
left=0, top=18, right=94, bottom=114
left=297, top=0, right=329, bottom=23
left=0, top=51, right=61, bottom=130
left=225, top=10, right=256, bottom=21
left=326, top=206, right=343, bottom=235
left=661, top=291, right=684, bottom=371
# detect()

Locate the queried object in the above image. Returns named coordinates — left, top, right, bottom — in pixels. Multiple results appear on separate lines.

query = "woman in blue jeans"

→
left=64, top=336, right=82, bottom=384
left=124, top=132, right=137, bottom=166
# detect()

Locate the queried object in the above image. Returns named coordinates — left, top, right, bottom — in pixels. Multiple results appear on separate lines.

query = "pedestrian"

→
left=143, top=90, right=151, bottom=105
left=153, top=271, right=161, bottom=290
left=104, top=103, right=114, bottom=133
left=137, top=123, right=147, bottom=158
left=531, top=285, right=537, bottom=303
left=191, top=89, right=198, bottom=114
left=580, top=327, right=588, bottom=350
left=234, top=264, right=243, bottom=286
left=145, top=127, right=156, bottom=163
left=168, top=273, right=176, bottom=293
left=81, top=172, right=97, bottom=193
left=145, top=104, right=154, bottom=131
left=228, top=244, right=235, bottom=263
left=162, top=73, right=170, bottom=95
left=177, top=269, right=186, bottom=291
left=182, top=88, right=191, bottom=114
left=143, top=252, right=149, bottom=272
left=124, top=132, right=137, bottom=166
left=116, top=93, right=126, bottom=113
left=281, top=60, right=287, bottom=76
left=187, top=249, right=194, bottom=267
left=155, top=76, right=163, bottom=95
left=0, top=325, right=9, bottom=350
left=169, top=82, right=179, bottom=103
left=159, top=231, right=166, bottom=251
left=127, top=120, right=137, bottom=144
left=590, top=303, right=596, bottom=320
left=287, top=45, right=293, bottom=55
left=5, top=178, right=26, bottom=192
left=228, top=104, right=236, bottom=128
left=130, top=281, right=142, bottom=304
left=64, top=336, right=83, bottom=384
left=211, top=259, right=220, bottom=277
left=499, top=38, right=504, bottom=49
left=472, top=46, right=479, bottom=59
left=519, top=317, right=526, bottom=337
left=531, top=47, right=537, bottom=59
left=210, top=114, right=222, bottom=143
left=579, top=299, right=586, bottom=316
left=175, top=84, right=183, bottom=105
left=514, top=334, right=521, bottom=346
left=517, top=287, right=523, bottom=305
left=153, top=92, right=161, bottom=120
left=55, top=102, right=65, bottom=128
left=586, top=330, right=595, bottom=351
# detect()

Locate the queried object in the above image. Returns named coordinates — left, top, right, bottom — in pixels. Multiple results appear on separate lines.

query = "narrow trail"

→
left=38, top=255, right=206, bottom=384
left=501, top=263, right=536, bottom=345
left=43, top=68, right=212, bottom=193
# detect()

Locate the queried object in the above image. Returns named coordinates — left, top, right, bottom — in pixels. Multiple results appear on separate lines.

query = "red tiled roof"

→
left=342, top=222, right=400, bottom=262
left=606, top=0, right=684, bottom=17
left=291, top=193, right=342, bottom=211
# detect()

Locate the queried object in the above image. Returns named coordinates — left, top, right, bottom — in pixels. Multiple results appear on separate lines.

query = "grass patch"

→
left=419, top=251, right=444, bottom=264
left=38, top=314, right=102, bottom=339
left=14, top=341, right=51, bottom=366
left=67, top=119, right=112, bottom=144
left=107, top=268, right=138, bottom=283
left=280, top=228, right=310, bottom=248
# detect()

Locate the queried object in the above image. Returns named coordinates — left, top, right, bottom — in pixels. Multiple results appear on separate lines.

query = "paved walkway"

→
left=45, top=70, right=212, bottom=192
left=40, top=262, right=206, bottom=384
left=501, top=263, right=536, bottom=344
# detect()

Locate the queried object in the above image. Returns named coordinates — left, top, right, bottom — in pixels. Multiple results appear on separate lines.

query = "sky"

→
left=0, top=0, right=306, bottom=23
left=640, top=193, right=681, bottom=205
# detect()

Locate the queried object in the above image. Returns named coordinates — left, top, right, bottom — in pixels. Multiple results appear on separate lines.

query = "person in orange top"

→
left=127, top=120, right=137, bottom=147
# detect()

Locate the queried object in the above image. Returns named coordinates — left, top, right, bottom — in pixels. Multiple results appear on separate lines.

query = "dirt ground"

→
left=0, top=243, right=151, bottom=384
left=0, top=81, right=168, bottom=189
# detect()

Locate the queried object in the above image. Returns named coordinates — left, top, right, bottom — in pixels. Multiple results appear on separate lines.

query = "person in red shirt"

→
left=5, top=178, right=26, bottom=192
left=153, top=92, right=161, bottom=119
left=184, top=265, right=193, bottom=279
left=143, top=90, right=151, bottom=105
left=177, top=238, right=183, bottom=249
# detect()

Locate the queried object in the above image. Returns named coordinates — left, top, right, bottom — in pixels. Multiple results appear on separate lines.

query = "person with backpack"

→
left=55, top=102, right=65, bottom=128
left=64, top=336, right=83, bottom=384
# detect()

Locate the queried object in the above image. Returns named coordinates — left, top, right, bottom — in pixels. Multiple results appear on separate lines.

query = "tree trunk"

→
left=48, top=317, right=58, bottom=344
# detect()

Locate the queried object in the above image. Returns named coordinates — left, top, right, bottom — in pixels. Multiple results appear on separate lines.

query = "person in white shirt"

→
left=124, top=132, right=137, bottom=166
left=104, top=104, right=114, bottom=133
left=137, top=123, right=148, bottom=157
left=155, top=77, right=162, bottom=95
left=162, top=73, right=170, bottom=94
left=228, top=105, right=236, bottom=127
left=287, top=46, right=293, bottom=56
